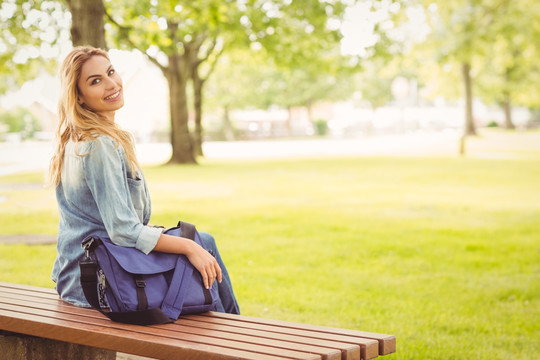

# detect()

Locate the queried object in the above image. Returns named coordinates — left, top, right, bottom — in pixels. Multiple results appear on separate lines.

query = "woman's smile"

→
left=104, top=90, right=122, bottom=101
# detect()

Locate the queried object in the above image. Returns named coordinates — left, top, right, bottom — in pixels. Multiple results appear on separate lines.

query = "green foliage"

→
left=0, top=106, right=41, bottom=138
left=486, top=120, right=499, bottom=128
left=389, top=0, right=540, bottom=109
left=0, top=0, right=69, bottom=94
left=474, top=0, right=540, bottom=108
left=207, top=46, right=355, bottom=116
left=313, top=118, right=328, bottom=135
left=355, top=57, right=395, bottom=108
left=243, top=0, right=347, bottom=70
left=1, top=136, right=540, bottom=359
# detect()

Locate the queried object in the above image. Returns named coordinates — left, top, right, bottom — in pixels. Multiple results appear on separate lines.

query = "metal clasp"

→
left=82, top=237, right=95, bottom=259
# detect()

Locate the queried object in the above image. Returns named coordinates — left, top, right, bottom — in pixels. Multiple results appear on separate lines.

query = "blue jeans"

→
left=199, top=232, right=240, bottom=314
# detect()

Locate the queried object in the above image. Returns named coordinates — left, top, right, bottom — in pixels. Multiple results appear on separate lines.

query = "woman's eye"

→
left=91, top=78, right=101, bottom=85
left=108, top=69, right=115, bottom=76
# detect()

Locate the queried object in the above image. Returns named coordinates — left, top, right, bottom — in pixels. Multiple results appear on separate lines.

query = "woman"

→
left=49, top=46, right=239, bottom=314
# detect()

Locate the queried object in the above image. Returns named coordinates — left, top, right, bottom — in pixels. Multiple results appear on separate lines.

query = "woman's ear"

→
left=77, top=97, right=83, bottom=105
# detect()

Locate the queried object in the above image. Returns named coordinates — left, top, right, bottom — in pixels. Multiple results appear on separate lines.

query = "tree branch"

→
left=104, top=9, right=167, bottom=73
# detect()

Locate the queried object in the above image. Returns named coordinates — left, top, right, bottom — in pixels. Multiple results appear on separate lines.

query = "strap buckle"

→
left=82, top=237, right=95, bottom=259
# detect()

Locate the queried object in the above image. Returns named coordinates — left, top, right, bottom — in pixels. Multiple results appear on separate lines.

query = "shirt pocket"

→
left=127, top=177, right=146, bottom=221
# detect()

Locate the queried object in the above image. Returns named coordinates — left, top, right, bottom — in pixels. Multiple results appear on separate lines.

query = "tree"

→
left=204, top=49, right=278, bottom=139
left=212, top=0, right=352, bottom=134
left=391, top=0, right=540, bottom=133
left=105, top=0, right=350, bottom=163
left=188, top=36, right=225, bottom=156
left=64, top=0, right=107, bottom=48
left=105, top=0, right=244, bottom=164
left=475, top=0, right=540, bottom=128
left=0, top=0, right=69, bottom=95
left=416, top=0, right=496, bottom=136
left=0, top=0, right=107, bottom=97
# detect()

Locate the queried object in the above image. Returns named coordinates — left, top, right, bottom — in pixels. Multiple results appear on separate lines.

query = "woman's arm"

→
left=83, top=136, right=161, bottom=253
left=153, top=233, right=222, bottom=289
left=82, top=137, right=220, bottom=287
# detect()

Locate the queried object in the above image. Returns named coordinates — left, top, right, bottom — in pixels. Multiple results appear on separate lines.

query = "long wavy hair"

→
left=48, top=46, right=139, bottom=186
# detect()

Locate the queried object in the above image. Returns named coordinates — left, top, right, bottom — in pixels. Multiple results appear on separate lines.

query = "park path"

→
left=0, top=131, right=462, bottom=177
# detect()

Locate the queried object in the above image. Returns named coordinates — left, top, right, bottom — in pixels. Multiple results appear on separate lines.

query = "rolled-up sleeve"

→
left=83, top=136, right=160, bottom=254
left=136, top=226, right=162, bottom=254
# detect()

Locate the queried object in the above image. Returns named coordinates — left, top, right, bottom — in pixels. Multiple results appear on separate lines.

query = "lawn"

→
left=0, top=145, right=539, bottom=359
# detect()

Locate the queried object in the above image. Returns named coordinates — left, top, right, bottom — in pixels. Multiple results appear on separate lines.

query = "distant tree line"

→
left=1, top=0, right=539, bottom=159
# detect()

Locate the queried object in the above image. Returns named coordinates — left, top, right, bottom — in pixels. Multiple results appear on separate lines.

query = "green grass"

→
left=1, top=154, right=539, bottom=359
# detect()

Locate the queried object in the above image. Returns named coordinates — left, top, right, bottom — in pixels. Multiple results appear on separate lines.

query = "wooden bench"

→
left=0, top=282, right=396, bottom=360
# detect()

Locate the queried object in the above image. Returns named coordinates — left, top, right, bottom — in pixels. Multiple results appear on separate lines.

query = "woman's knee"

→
left=198, top=232, right=217, bottom=255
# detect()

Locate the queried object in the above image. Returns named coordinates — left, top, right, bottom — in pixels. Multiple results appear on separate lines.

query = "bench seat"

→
left=0, top=282, right=395, bottom=360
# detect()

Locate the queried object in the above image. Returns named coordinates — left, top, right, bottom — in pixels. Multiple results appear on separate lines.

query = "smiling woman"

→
left=76, top=55, right=124, bottom=120
left=46, top=46, right=240, bottom=315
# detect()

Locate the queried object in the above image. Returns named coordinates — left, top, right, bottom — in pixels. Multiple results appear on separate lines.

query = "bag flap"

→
left=164, top=226, right=182, bottom=238
left=100, top=237, right=180, bottom=274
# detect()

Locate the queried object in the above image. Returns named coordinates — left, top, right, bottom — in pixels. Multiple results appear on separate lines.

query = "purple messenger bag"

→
left=79, top=221, right=218, bottom=325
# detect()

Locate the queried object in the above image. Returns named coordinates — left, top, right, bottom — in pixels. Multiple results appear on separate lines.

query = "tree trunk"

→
left=286, top=106, right=293, bottom=136
left=166, top=66, right=196, bottom=164
left=502, top=66, right=515, bottom=130
left=462, top=62, right=477, bottom=136
left=502, top=91, right=515, bottom=130
left=192, top=69, right=204, bottom=157
left=66, top=0, right=107, bottom=48
left=223, top=105, right=235, bottom=141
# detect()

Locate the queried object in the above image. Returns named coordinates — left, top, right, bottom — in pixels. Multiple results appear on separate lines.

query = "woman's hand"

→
left=186, top=243, right=223, bottom=289
left=153, top=232, right=222, bottom=289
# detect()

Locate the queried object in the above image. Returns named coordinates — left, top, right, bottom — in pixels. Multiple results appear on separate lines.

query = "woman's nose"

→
left=104, top=76, right=118, bottom=89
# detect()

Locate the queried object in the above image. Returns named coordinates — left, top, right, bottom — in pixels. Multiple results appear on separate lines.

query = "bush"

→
left=314, top=118, right=328, bottom=136
left=486, top=120, right=499, bottom=128
left=0, top=107, right=41, bottom=140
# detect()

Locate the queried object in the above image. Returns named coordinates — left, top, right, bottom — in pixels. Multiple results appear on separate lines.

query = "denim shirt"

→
left=51, top=135, right=162, bottom=307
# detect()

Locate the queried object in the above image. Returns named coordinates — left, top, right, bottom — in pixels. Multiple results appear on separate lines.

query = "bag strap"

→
left=178, top=220, right=196, bottom=241
left=79, top=237, right=173, bottom=326
left=177, top=221, right=213, bottom=306
left=160, top=221, right=213, bottom=317
left=176, top=221, right=213, bottom=305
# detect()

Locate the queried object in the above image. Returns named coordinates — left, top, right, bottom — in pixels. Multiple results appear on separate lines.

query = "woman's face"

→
left=77, top=55, right=124, bottom=120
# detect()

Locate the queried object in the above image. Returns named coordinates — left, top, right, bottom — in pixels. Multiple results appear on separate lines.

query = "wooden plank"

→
left=0, top=309, right=318, bottom=360
left=184, top=314, right=379, bottom=359
left=0, top=291, right=362, bottom=360
left=0, top=282, right=57, bottom=296
left=0, top=299, right=323, bottom=360
left=0, top=297, right=338, bottom=360
left=188, top=312, right=388, bottom=358
left=175, top=318, right=361, bottom=360
left=0, top=289, right=357, bottom=359
left=0, top=282, right=395, bottom=359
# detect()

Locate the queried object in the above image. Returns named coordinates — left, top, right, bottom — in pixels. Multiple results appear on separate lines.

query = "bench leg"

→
left=0, top=331, right=116, bottom=360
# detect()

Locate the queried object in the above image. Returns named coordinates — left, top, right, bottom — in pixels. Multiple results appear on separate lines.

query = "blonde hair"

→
left=48, top=46, right=139, bottom=186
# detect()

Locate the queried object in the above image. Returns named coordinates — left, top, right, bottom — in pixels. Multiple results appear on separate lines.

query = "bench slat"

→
left=185, top=314, right=381, bottom=359
left=0, top=290, right=372, bottom=360
left=0, top=282, right=395, bottom=360
left=0, top=297, right=339, bottom=360
left=0, top=301, right=322, bottom=360
left=0, top=293, right=360, bottom=360
left=196, top=312, right=396, bottom=355
left=0, top=282, right=58, bottom=295
left=0, top=309, right=294, bottom=360
left=176, top=318, right=361, bottom=360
